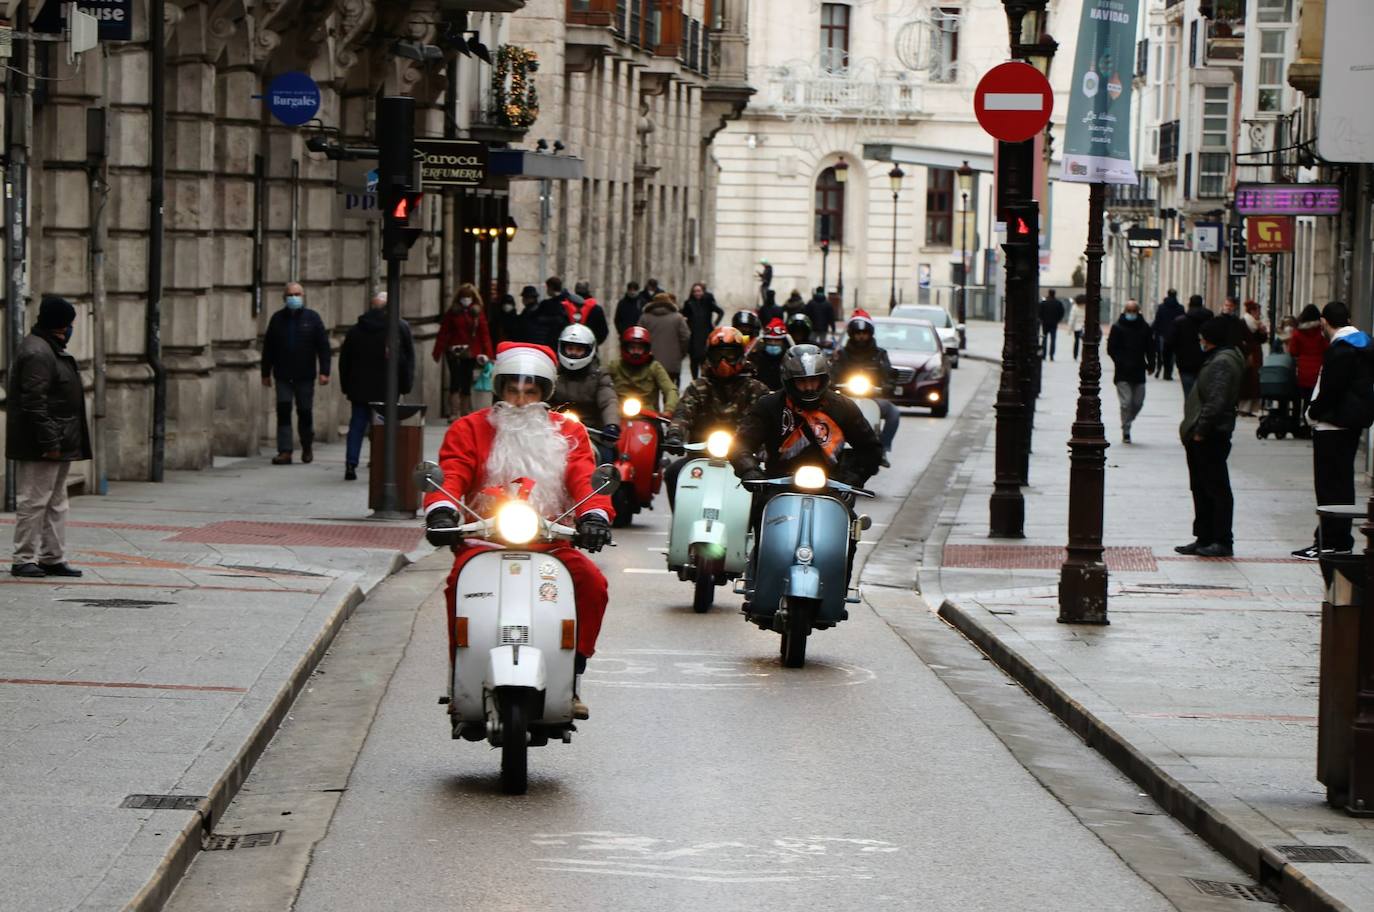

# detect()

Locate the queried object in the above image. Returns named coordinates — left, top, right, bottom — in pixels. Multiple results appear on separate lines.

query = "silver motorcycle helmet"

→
left=780, top=344, right=830, bottom=408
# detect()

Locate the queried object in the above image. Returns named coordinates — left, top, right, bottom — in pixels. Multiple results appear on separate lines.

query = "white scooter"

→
left=665, top=430, right=752, bottom=613
left=415, top=461, right=618, bottom=795
left=839, top=373, right=883, bottom=437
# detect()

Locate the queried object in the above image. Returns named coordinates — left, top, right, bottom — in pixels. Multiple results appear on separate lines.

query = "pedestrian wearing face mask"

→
left=1106, top=299, right=1156, bottom=444
left=7, top=296, right=91, bottom=578
left=433, top=283, right=493, bottom=419
left=261, top=282, right=331, bottom=465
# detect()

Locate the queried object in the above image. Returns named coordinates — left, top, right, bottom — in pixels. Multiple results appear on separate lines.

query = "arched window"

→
left=814, top=167, right=845, bottom=244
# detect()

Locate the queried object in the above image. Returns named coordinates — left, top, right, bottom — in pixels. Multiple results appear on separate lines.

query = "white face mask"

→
left=459, top=297, right=473, bottom=306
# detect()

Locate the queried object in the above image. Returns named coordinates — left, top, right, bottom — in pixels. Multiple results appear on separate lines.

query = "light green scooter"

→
left=665, top=430, right=753, bottom=613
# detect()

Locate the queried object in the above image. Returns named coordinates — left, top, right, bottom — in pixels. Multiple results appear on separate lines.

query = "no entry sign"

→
left=975, top=62, right=1054, bottom=143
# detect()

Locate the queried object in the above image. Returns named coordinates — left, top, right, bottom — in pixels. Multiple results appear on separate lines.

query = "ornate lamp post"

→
left=835, top=157, right=848, bottom=313
left=820, top=236, right=830, bottom=293
left=956, top=160, right=974, bottom=349
left=888, top=164, right=905, bottom=312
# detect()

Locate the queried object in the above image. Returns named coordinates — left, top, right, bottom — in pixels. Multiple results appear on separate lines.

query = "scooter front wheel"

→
left=692, top=569, right=714, bottom=613
left=499, top=699, right=529, bottom=795
left=611, top=486, right=636, bottom=528
left=779, top=598, right=812, bottom=668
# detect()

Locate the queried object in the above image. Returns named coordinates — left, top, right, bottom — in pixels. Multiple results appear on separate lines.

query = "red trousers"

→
left=444, top=542, right=608, bottom=659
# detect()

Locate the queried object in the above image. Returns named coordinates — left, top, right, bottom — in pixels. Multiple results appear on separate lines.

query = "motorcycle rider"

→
left=552, top=323, right=620, bottom=463
left=732, top=345, right=882, bottom=581
left=746, top=318, right=792, bottom=391
left=731, top=309, right=762, bottom=348
left=662, top=327, right=770, bottom=508
left=423, top=342, right=614, bottom=720
left=831, top=309, right=901, bottom=465
left=786, top=312, right=814, bottom=347
left=608, top=325, right=680, bottom=414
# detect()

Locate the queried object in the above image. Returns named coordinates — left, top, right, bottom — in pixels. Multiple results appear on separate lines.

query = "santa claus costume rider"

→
left=423, top=342, right=614, bottom=719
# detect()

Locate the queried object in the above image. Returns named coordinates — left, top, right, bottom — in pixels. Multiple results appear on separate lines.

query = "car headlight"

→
left=925, top=365, right=945, bottom=380
left=844, top=374, right=873, bottom=396
left=793, top=466, right=827, bottom=490
left=496, top=501, right=540, bottom=544
left=705, top=430, right=732, bottom=459
left=622, top=398, right=642, bottom=417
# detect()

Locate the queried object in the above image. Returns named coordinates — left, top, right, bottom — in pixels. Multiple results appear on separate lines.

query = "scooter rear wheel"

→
left=692, top=570, right=714, bottom=613
left=499, top=700, right=529, bottom=795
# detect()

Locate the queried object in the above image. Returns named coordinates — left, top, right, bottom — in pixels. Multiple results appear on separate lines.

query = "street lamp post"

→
left=956, top=160, right=974, bottom=349
left=888, top=164, right=904, bottom=312
left=820, top=237, right=830, bottom=294
left=835, top=157, right=848, bottom=315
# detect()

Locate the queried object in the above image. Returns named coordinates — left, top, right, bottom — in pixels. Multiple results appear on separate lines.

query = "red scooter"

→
left=604, top=397, right=667, bottom=527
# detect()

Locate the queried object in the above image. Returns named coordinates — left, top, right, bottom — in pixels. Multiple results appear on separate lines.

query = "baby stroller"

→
left=1256, top=352, right=1302, bottom=439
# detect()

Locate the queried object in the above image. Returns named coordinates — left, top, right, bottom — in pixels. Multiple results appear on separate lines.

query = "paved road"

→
left=166, top=361, right=1212, bottom=912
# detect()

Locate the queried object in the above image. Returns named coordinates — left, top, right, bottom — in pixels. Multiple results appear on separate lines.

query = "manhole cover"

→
left=121, top=794, right=205, bottom=811
left=205, top=831, right=282, bottom=851
left=60, top=598, right=175, bottom=609
left=1185, top=878, right=1279, bottom=903
left=1275, top=844, right=1369, bottom=864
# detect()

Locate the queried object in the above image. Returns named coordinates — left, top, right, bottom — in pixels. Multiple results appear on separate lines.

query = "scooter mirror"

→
left=413, top=460, right=445, bottom=491
left=858, top=514, right=873, bottom=531
left=591, top=464, right=621, bottom=496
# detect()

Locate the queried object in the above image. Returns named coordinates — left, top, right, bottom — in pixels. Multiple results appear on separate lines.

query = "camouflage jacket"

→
left=669, top=374, right=771, bottom=441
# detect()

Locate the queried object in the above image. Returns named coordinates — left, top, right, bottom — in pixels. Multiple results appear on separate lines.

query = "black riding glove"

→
left=663, top=426, right=685, bottom=450
left=425, top=507, right=460, bottom=547
left=600, top=423, right=620, bottom=443
left=576, top=513, right=613, bottom=552
left=737, top=466, right=766, bottom=484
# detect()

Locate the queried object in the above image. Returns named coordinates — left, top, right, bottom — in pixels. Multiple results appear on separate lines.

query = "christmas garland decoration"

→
left=492, top=45, right=540, bottom=129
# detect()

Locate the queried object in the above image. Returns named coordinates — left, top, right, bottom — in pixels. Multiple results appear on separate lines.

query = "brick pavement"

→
left=0, top=428, right=443, bottom=911
left=928, top=323, right=1374, bottom=912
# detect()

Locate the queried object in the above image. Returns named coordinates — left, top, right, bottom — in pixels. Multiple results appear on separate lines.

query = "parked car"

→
left=862, top=317, right=950, bottom=418
left=891, top=305, right=961, bottom=366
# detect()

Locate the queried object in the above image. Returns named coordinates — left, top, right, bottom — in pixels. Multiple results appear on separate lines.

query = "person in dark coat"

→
left=7, top=295, right=91, bottom=578
left=757, top=288, right=783, bottom=327
left=1038, top=289, right=1065, bottom=361
left=1171, top=295, right=1214, bottom=395
left=1176, top=318, right=1246, bottom=558
left=806, top=286, right=837, bottom=347
left=681, top=282, right=725, bottom=378
left=1151, top=289, right=1184, bottom=380
left=261, top=281, right=332, bottom=465
left=1106, top=299, right=1156, bottom=443
left=521, top=277, right=574, bottom=349
left=782, top=289, right=807, bottom=321
left=338, top=292, right=416, bottom=481
left=614, top=282, right=643, bottom=336
left=1293, top=301, right=1374, bottom=559
left=571, top=281, right=611, bottom=346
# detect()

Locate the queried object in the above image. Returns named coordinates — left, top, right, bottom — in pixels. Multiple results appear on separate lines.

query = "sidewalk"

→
left=929, top=322, right=1373, bottom=912
left=0, top=428, right=442, bottom=911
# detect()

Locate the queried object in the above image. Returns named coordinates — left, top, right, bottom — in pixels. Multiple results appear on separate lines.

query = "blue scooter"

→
left=737, top=465, right=874, bottom=667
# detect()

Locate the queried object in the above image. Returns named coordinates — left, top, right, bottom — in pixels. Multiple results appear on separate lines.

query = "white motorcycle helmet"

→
left=492, top=342, right=558, bottom=402
left=556, top=323, right=598, bottom=371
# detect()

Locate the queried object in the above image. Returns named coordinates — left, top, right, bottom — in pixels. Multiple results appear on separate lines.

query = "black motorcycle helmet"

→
left=785, top=312, right=813, bottom=345
left=731, top=309, right=761, bottom=339
left=780, top=344, right=830, bottom=408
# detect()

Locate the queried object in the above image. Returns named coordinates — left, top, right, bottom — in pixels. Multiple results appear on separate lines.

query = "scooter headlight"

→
left=622, top=398, right=642, bottom=417
left=793, top=466, right=827, bottom=490
left=844, top=374, right=873, bottom=396
left=705, top=430, right=733, bottom=459
left=496, top=501, right=540, bottom=544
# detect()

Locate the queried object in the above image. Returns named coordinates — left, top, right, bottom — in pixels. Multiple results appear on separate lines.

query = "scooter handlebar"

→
left=740, top=476, right=876, bottom=498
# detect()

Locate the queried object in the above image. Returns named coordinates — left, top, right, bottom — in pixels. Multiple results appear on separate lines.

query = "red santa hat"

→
left=494, top=342, right=558, bottom=388
left=763, top=317, right=789, bottom=338
left=848, top=309, right=875, bottom=332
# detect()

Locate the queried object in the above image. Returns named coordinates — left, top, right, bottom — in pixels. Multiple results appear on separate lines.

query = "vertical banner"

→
left=1061, top=0, right=1140, bottom=185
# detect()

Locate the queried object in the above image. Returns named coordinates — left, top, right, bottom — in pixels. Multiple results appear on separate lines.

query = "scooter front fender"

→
left=786, top=563, right=822, bottom=601
left=488, top=644, right=546, bottom=692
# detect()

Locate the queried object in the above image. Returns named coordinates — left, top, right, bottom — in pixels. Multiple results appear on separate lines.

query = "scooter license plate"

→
left=702, top=508, right=719, bottom=520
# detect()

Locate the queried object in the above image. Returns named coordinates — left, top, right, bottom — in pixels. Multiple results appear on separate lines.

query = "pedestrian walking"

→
left=757, top=259, right=773, bottom=305
left=1151, top=289, right=1184, bottom=379
left=339, top=292, right=416, bottom=482
left=1175, top=318, right=1245, bottom=558
left=782, top=289, right=807, bottom=321
left=1239, top=299, right=1269, bottom=415
left=432, top=284, right=492, bottom=419
left=489, top=286, right=521, bottom=344
left=1038, top=289, right=1065, bottom=360
left=1069, top=294, right=1086, bottom=360
left=522, top=277, right=574, bottom=349
left=1171, top=295, right=1214, bottom=396
left=7, top=295, right=91, bottom=578
left=614, top=281, right=644, bottom=336
left=1106, top=299, right=1155, bottom=443
left=638, top=292, right=691, bottom=386
left=569, top=281, right=610, bottom=346
left=758, top=288, right=783, bottom=327
left=1292, top=302, right=1374, bottom=560
left=682, top=282, right=724, bottom=378
left=806, top=286, right=836, bottom=347
left=1286, top=304, right=1328, bottom=416
left=261, top=282, right=331, bottom=465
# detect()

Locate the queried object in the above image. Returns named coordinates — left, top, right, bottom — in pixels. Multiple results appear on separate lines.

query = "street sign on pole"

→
left=974, top=62, right=1054, bottom=143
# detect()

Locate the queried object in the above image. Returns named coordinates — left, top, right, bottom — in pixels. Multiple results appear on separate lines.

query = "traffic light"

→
left=378, top=96, right=424, bottom=261
left=1002, top=202, right=1039, bottom=281
left=819, top=238, right=830, bottom=253
left=384, top=190, right=424, bottom=258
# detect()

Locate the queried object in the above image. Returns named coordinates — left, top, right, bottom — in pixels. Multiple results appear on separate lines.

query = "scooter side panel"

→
left=452, top=552, right=505, bottom=720
left=622, top=418, right=660, bottom=504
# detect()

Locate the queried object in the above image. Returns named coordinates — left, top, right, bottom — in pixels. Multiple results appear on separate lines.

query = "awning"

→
left=489, top=150, right=585, bottom=181
left=862, top=142, right=1064, bottom=181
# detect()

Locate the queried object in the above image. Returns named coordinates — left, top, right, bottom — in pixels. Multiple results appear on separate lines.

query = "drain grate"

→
left=1275, top=844, right=1369, bottom=864
left=60, top=597, right=176, bottom=609
left=121, top=794, right=205, bottom=811
left=205, top=831, right=283, bottom=851
left=1185, top=878, right=1279, bottom=903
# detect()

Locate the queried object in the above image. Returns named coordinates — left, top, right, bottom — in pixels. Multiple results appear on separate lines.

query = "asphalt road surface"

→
left=166, top=361, right=1225, bottom=912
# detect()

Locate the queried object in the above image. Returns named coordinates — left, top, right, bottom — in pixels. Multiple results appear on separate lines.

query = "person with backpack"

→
left=570, top=281, right=610, bottom=345
left=1292, top=302, right=1374, bottom=560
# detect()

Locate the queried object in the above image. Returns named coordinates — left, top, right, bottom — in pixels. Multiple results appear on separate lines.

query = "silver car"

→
left=891, top=305, right=961, bottom=366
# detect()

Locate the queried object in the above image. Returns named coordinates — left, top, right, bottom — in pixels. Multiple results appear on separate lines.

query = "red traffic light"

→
left=1015, top=216, right=1032, bottom=235
left=391, top=192, right=423, bottom=222
left=819, top=238, right=830, bottom=251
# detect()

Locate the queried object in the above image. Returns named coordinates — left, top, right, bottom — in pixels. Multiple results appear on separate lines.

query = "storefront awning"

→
left=489, top=150, right=585, bottom=181
left=863, top=142, right=1064, bottom=181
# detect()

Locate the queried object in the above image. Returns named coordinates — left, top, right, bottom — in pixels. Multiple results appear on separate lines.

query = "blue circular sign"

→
left=266, top=71, right=321, bottom=127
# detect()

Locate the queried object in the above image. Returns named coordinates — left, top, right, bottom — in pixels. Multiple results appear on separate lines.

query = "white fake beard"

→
left=482, top=402, right=573, bottom=517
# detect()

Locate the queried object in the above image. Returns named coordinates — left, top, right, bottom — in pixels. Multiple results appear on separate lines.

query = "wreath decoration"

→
left=492, top=45, right=540, bottom=129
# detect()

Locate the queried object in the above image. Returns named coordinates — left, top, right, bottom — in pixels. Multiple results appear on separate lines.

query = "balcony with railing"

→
left=760, top=59, right=924, bottom=121
left=1106, top=180, right=1159, bottom=215
left=1159, top=120, right=1180, bottom=164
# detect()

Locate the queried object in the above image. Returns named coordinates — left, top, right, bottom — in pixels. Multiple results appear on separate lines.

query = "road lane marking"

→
left=585, top=649, right=876, bottom=688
